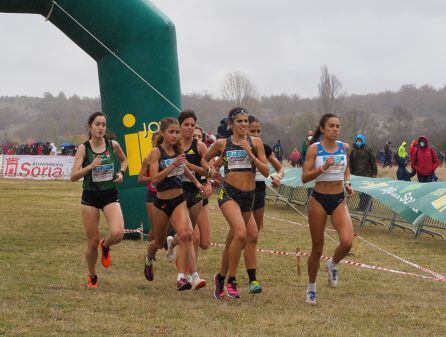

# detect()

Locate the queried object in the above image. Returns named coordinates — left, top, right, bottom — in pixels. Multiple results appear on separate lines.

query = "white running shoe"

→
left=306, top=291, right=316, bottom=305
left=191, top=277, right=206, bottom=290
left=165, top=236, right=176, bottom=261
left=327, top=261, right=339, bottom=288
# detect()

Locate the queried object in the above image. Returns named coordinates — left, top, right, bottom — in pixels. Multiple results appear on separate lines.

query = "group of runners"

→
left=70, top=108, right=354, bottom=304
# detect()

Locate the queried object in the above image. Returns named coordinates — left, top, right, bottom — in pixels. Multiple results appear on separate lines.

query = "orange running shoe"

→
left=87, top=275, right=98, bottom=289
left=99, top=239, right=111, bottom=268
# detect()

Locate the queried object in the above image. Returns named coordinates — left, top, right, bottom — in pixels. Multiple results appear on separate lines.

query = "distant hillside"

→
left=2, top=84, right=446, bottom=152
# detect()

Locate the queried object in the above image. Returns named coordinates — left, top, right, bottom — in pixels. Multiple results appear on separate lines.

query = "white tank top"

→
left=314, top=141, right=347, bottom=182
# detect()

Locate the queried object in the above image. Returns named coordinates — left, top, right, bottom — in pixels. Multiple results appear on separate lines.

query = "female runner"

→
left=202, top=107, right=269, bottom=300
left=70, top=112, right=128, bottom=289
left=192, top=126, right=211, bottom=254
left=143, top=117, right=208, bottom=291
left=302, top=113, right=354, bottom=305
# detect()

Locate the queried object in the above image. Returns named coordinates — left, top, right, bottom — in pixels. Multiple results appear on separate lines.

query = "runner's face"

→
left=162, top=124, right=180, bottom=146
left=248, top=121, right=261, bottom=137
left=321, top=117, right=340, bottom=140
left=193, top=128, right=203, bottom=141
left=231, top=113, right=249, bottom=136
left=90, top=116, right=106, bottom=138
left=180, top=117, right=196, bottom=139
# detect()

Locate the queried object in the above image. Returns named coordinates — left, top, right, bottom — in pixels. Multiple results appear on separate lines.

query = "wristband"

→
left=320, top=165, right=326, bottom=173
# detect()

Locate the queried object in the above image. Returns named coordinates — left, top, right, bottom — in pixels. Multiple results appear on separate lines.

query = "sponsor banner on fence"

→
left=0, top=155, right=74, bottom=180
left=266, top=167, right=446, bottom=224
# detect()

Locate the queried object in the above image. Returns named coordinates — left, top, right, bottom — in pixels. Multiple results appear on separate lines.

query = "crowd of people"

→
left=0, top=142, right=77, bottom=156
left=70, top=109, right=358, bottom=306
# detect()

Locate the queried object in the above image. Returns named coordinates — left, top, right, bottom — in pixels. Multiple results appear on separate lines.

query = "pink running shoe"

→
left=225, top=280, right=240, bottom=299
left=213, top=274, right=225, bottom=300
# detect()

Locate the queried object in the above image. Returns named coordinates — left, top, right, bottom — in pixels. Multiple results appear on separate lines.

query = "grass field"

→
left=1, top=178, right=445, bottom=337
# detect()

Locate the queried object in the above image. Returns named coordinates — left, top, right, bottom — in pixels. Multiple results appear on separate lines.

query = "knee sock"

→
left=247, top=269, right=257, bottom=283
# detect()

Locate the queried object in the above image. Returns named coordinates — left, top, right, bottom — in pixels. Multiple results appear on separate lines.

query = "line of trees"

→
left=2, top=67, right=446, bottom=155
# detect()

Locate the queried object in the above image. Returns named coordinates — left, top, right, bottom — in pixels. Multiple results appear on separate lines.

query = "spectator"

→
left=273, top=139, right=284, bottom=163
left=350, top=134, right=377, bottom=210
left=398, top=141, right=408, bottom=158
left=409, top=139, right=418, bottom=158
left=50, top=143, right=57, bottom=155
left=301, top=130, right=314, bottom=164
left=396, top=155, right=415, bottom=181
left=383, top=140, right=392, bottom=167
left=411, top=136, right=439, bottom=183
left=288, top=148, right=301, bottom=167
left=37, top=143, right=44, bottom=155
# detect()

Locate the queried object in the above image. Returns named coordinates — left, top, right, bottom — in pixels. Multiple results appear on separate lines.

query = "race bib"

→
left=322, top=155, right=346, bottom=174
left=162, top=158, right=184, bottom=177
left=227, top=150, right=252, bottom=170
left=92, top=163, right=114, bottom=182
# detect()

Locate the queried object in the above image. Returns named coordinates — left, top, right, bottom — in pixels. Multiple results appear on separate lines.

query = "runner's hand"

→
left=271, top=175, right=281, bottom=187
left=113, top=172, right=124, bottom=183
left=240, top=139, right=253, bottom=157
left=323, top=155, right=335, bottom=170
left=89, top=156, right=102, bottom=169
left=173, top=154, right=186, bottom=167
left=203, top=182, right=213, bottom=198
left=345, top=184, right=354, bottom=197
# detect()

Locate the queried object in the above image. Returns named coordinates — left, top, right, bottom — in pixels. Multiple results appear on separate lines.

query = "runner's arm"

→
left=70, top=144, right=93, bottom=182
left=138, top=153, right=152, bottom=184
left=302, top=144, right=325, bottom=183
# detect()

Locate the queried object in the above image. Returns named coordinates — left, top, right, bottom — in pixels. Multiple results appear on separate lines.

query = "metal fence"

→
left=266, top=186, right=446, bottom=239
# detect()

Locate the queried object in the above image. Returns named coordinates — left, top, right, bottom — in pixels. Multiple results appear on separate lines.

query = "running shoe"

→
left=176, top=277, right=192, bottom=291
left=248, top=280, right=263, bottom=294
left=306, top=291, right=316, bottom=305
left=213, top=274, right=225, bottom=300
left=166, top=236, right=176, bottom=261
left=144, top=255, right=154, bottom=281
left=225, top=280, right=240, bottom=299
left=98, top=239, right=111, bottom=268
left=191, top=277, right=207, bottom=290
left=327, top=261, right=339, bottom=288
left=87, top=275, right=98, bottom=289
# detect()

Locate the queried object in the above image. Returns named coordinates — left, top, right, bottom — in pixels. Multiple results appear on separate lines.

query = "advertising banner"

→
left=0, top=155, right=74, bottom=180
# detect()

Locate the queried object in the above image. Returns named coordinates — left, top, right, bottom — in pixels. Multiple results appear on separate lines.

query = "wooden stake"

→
left=296, top=248, right=301, bottom=279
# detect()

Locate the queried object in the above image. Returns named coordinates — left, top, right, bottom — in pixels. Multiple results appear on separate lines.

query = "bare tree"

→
left=340, top=109, right=372, bottom=142
left=318, top=65, right=344, bottom=115
left=220, top=71, right=259, bottom=110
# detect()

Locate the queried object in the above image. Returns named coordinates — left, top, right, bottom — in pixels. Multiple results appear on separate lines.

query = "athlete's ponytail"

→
left=155, top=117, right=183, bottom=154
left=310, top=113, right=338, bottom=145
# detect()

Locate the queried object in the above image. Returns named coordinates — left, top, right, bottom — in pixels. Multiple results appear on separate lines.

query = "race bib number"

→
left=162, top=158, right=184, bottom=177
left=322, top=155, right=346, bottom=173
left=92, top=163, right=114, bottom=182
left=227, top=150, right=252, bottom=170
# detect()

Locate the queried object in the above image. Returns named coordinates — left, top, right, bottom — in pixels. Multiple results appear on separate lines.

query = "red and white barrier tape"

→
left=263, top=207, right=446, bottom=282
left=209, top=242, right=446, bottom=283
left=124, top=228, right=143, bottom=234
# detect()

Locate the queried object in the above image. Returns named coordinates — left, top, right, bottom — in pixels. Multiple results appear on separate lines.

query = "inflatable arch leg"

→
left=0, top=0, right=182, bottom=235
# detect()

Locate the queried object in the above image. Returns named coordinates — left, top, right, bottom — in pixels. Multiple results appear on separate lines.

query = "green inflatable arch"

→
left=0, top=0, right=182, bottom=234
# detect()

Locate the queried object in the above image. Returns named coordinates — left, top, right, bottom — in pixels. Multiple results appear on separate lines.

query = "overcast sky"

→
left=1, top=0, right=446, bottom=98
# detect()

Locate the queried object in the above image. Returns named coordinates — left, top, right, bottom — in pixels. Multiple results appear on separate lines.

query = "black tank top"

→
left=183, top=139, right=201, bottom=184
left=156, top=146, right=184, bottom=192
left=223, top=136, right=256, bottom=174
